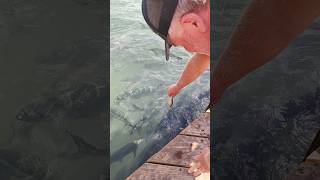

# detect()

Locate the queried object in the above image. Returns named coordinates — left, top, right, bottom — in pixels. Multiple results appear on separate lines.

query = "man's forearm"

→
left=213, top=0, right=320, bottom=94
left=176, top=53, right=210, bottom=90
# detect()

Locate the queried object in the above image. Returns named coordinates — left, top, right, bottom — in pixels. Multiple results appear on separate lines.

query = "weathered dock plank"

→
left=126, top=163, right=195, bottom=180
left=285, top=147, right=320, bottom=180
left=126, top=112, right=210, bottom=180
left=307, top=148, right=320, bottom=162
left=180, top=113, right=210, bottom=138
left=147, top=135, right=210, bottom=167
left=285, top=161, right=320, bottom=180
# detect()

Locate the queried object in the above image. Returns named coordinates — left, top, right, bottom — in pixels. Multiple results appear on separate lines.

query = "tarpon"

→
left=66, top=130, right=106, bottom=156
left=110, top=139, right=143, bottom=164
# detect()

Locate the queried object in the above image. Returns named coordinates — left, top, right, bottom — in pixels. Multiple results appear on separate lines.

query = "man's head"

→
left=169, top=0, right=210, bottom=55
left=142, top=0, right=210, bottom=60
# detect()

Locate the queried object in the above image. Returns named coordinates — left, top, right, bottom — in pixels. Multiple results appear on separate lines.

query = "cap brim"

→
left=165, top=40, right=172, bottom=61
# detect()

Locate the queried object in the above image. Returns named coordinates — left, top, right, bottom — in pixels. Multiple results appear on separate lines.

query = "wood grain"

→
left=147, top=135, right=209, bottom=167
left=306, top=147, right=320, bottom=162
left=285, top=148, right=320, bottom=180
left=126, top=163, right=195, bottom=180
left=126, top=112, right=210, bottom=179
left=180, top=113, right=210, bottom=138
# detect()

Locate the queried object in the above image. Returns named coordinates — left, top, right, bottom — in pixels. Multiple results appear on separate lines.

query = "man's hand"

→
left=168, top=83, right=181, bottom=97
left=168, top=54, right=210, bottom=98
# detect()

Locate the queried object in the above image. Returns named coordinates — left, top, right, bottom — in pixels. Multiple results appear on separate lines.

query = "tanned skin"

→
left=168, top=53, right=210, bottom=97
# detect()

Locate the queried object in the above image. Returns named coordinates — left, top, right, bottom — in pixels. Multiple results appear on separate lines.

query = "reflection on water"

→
left=110, top=0, right=209, bottom=179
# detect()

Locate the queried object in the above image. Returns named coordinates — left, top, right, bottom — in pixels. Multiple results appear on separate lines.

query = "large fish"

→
left=110, top=139, right=143, bottom=164
left=66, top=130, right=106, bottom=156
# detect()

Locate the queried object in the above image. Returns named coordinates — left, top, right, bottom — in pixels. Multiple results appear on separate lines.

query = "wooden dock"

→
left=126, top=112, right=210, bottom=180
left=286, top=147, right=320, bottom=180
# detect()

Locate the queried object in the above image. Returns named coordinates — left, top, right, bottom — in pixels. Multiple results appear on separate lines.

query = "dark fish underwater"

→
left=110, top=139, right=143, bottom=164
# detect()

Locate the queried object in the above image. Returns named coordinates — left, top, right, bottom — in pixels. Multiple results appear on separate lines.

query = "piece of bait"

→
left=168, top=96, right=174, bottom=107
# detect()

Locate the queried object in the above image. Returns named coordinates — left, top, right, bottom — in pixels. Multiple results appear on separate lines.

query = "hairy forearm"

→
left=213, top=0, right=320, bottom=92
left=176, top=53, right=210, bottom=89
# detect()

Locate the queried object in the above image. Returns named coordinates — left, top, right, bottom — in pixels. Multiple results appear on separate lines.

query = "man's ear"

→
left=180, top=13, right=206, bottom=33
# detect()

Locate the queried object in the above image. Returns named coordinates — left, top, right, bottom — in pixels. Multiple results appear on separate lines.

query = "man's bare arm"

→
left=168, top=53, right=210, bottom=97
left=211, top=0, right=320, bottom=105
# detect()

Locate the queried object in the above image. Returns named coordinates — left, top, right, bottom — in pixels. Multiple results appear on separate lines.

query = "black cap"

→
left=142, top=0, right=179, bottom=61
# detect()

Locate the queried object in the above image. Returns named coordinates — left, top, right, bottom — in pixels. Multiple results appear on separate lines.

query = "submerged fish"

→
left=110, top=139, right=143, bottom=164
left=66, top=130, right=106, bottom=156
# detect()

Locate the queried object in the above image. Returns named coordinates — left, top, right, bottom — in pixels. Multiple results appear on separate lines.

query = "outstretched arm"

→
left=168, top=53, right=210, bottom=97
left=211, top=0, right=320, bottom=106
